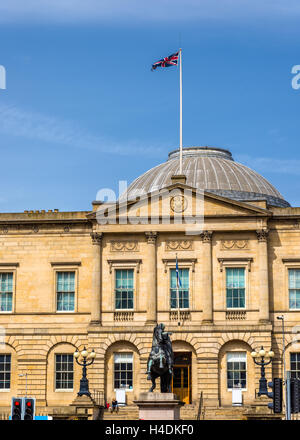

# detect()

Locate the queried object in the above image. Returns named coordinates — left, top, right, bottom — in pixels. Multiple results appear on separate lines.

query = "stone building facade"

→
left=0, top=146, right=299, bottom=417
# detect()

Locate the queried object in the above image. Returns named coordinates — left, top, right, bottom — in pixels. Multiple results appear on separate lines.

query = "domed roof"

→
left=124, top=146, right=289, bottom=208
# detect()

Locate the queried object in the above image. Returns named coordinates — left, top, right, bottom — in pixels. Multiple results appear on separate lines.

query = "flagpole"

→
left=176, top=253, right=180, bottom=325
left=179, top=48, right=183, bottom=175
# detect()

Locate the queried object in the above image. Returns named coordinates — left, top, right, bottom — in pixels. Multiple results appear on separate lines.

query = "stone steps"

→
left=180, top=404, right=199, bottom=420
left=102, top=406, right=139, bottom=420
left=102, top=404, right=252, bottom=421
left=203, top=406, right=249, bottom=420
left=102, top=404, right=200, bottom=420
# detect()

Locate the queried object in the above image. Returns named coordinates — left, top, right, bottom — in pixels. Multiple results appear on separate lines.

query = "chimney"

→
left=171, top=174, right=187, bottom=185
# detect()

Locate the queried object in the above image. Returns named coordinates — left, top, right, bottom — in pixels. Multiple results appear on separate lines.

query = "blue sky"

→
left=0, top=0, right=300, bottom=212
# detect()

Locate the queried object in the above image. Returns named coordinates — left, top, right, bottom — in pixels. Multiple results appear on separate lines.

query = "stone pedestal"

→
left=68, top=394, right=101, bottom=420
left=134, top=393, right=185, bottom=420
left=243, top=398, right=283, bottom=420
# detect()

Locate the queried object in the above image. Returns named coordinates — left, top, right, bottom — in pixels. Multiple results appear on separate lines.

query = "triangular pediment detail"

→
left=87, top=182, right=271, bottom=224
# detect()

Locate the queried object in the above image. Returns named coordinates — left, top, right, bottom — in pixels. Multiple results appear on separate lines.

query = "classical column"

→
left=90, top=232, right=103, bottom=325
left=145, top=232, right=158, bottom=325
left=200, top=231, right=213, bottom=324
left=256, top=229, right=270, bottom=323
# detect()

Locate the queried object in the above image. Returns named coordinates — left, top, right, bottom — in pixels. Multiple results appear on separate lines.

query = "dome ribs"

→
left=122, top=146, right=289, bottom=207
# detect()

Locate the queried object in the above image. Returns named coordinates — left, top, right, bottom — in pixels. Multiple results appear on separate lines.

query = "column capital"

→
left=145, top=231, right=158, bottom=244
left=200, top=230, right=213, bottom=243
left=256, top=229, right=269, bottom=242
left=90, top=232, right=103, bottom=245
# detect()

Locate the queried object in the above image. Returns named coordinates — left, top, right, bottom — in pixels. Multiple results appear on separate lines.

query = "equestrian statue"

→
left=146, top=323, right=174, bottom=393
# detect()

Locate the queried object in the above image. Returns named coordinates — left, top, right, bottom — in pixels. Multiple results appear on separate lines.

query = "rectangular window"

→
left=56, top=272, right=75, bottom=312
left=0, top=273, right=13, bottom=312
left=226, top=268, right=245, bottom=309
left=114, top=353, right=133, bottom=390
left=289, top=269, right=300, bottom=309
left=227, top=352, right=247, bottom=390
left=0, top=354, right=11, bottom=390
left=115, top=269, right=134, bottom=310
left=290, top=353, right=300, bottom=379
left=170, top=268, right=189, bottom=309
left=55, top=354, right=74, bottom=390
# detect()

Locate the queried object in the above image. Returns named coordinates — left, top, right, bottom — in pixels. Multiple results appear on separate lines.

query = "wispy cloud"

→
left=236, top=154, right=300, bottom=176
left=0, top=0, right=300, bottom=24
left=0, top=103, right=165, bottom=157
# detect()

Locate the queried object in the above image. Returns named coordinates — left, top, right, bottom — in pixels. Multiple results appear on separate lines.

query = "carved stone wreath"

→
left=170, top=195, right=188, bottom=213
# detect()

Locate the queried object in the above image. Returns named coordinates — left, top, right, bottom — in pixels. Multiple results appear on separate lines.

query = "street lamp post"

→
left=251, top=346, right=275, bottom=397
left=74, top=347, right=96, bottom=397
left=277, top=315, right=289, bottom=419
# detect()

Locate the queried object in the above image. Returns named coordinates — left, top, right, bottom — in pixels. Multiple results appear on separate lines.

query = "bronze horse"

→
left=146, top=323, right=174, bottom=393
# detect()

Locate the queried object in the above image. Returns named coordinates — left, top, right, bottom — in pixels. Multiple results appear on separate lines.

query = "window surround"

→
left=0, top=354, right=11, bottom=391
left=54, top=353, right=74, bottom=392
left=113, top=352, right=133, bottom=392
left=282, top=259, right=300, bottom=311
left=218, top=258, right=252, bottom=310
left=107, top=260, right=142, bottom=312
left=162, top=258, right=196, bottom=311
left=114, top=268, right=134, bottom=311
left=226, top=351, right=247, bottom=391
left=46, top=343, right=79, bottom=398
left=0, top=264, right=18, bottom=314
left=169, top=267, right=190, bottom=310
left=51, top=264, right=79, bottom=313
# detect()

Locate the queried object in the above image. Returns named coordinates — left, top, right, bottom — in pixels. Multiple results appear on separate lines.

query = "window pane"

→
left=0, top=273, right=13, bottom=312
left=0, top=354, right=11, bottom=389
left=114, top=353, right=133, bottom=389
left=226, top=268, right=245, bottom=309
left=289, top=269, right=300, bottom=288
left=56, top=272, right=75, bottom=312
left=226, top=352, right=247, bottom=389
left=289, top=269, right=300, bottom=309
left=170, top=268, right=189, bottom=309
left=115, top=270, right=134, bottom=310
left=55, top=354, right=73, bottom=389
left=0, top=273, right=13, bottom=293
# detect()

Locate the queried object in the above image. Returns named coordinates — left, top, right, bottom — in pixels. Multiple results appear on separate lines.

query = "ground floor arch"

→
left=104, top=340, right=141, bottom=405
left=171, top=340, right=197, bottom=404
left=218, top=340, right=257, bottom=406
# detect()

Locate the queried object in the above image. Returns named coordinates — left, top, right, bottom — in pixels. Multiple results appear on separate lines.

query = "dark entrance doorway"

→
left=172, top=352, right=191, bottom=404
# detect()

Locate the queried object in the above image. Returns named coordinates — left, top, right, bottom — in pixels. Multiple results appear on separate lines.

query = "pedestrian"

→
left=111, top=399, right=119, bottom=413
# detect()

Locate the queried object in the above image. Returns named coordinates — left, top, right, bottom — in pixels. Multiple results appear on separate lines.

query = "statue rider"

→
left=147, top=323, right=174, bottom=380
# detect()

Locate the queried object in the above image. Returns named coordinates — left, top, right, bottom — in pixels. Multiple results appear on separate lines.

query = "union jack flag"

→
left=151, top=51, right=179, bottom=71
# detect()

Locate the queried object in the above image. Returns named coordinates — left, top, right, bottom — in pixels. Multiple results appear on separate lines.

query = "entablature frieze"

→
left=110, top=240, right=139, bottom=252
left=0, top=221, right=90, bottom=235
left=94, top=222, right=270, bottom=234
left=220, top=239, right=249, bottom=250
left=165, top=239, right=193, bottom=251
